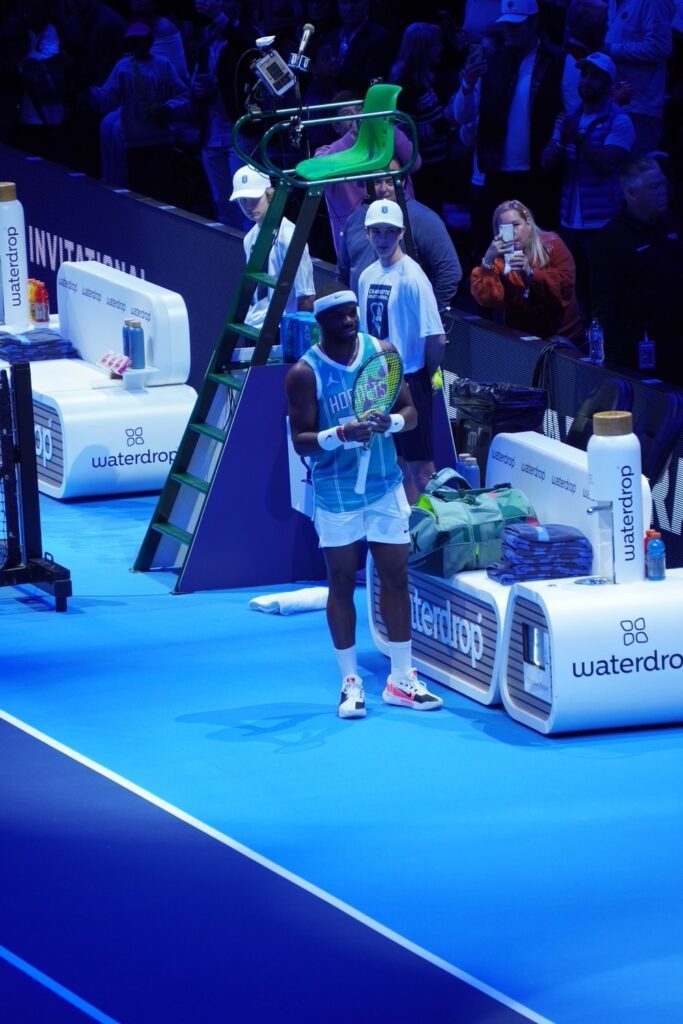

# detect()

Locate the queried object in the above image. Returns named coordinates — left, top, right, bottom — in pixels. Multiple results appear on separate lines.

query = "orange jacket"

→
left=470, top=231, right=583, bottom=342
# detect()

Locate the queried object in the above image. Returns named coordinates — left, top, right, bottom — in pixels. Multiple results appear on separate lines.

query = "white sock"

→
left=334, top=645, right=358, bottom=681
left=388, top=640, right=412, bottom=679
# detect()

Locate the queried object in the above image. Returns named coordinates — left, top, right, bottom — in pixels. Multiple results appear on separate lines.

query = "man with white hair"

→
left=358, top=199, right=446, bottom=504
left=590, top=155, right=682, bottom=384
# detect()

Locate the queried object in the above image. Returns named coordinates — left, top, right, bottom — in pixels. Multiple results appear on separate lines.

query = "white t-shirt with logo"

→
left=358, top=255, right=443, bottom=374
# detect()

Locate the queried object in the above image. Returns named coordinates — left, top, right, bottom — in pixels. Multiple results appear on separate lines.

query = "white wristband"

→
left=317, top=425, right=345, bottom=450
left=385, top=413, right=405, bottom=435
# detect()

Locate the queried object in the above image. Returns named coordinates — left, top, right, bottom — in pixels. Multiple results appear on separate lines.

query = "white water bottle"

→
left=587, top=411, right=644, bottom=583
left=0, top=182, right=30, bottom=329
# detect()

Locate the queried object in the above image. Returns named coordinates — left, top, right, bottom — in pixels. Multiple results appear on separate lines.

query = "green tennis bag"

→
left=408, top=468, right=536, bottom=578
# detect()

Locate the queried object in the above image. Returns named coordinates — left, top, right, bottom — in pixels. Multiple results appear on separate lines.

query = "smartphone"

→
left=499, top=222, right=514, bottom=271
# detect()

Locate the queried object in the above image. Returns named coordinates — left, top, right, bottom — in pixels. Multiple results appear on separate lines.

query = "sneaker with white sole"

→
left=338, top=675, right=366, bottom=719
left=382, top=668, right=443, bottom=711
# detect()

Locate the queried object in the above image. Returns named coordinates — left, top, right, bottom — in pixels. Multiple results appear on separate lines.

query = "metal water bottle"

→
left=457, top=454, right=481, bottom=489
left=587, top=411, right=644, bottom=583
left=126, top=320, right=145, bottom=368
left=0, top=182, right=30, bottom=328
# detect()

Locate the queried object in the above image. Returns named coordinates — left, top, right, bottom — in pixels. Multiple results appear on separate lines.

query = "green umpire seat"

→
left=294, top=84, right=403, bottom=182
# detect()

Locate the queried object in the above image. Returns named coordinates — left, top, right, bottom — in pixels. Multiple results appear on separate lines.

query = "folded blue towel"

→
left=0, top=328, right=81, bottom=363
left=486, top=522, right=593, bottom=584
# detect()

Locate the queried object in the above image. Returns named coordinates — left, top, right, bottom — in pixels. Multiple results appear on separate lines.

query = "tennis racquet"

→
left=351, top=349, right=404, bottom=495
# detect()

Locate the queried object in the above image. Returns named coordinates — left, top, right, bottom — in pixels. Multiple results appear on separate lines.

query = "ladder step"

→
left=151, top=522, right=193, bottom=546
left=245, top=270, right=277, bottom=288
left=189, top=421, right=228, bottom=443
left=225, top=322, right=260, bottom=343
left=207, top=371, right=245, bottom=389
left=170, top=471, right=210, bottom=494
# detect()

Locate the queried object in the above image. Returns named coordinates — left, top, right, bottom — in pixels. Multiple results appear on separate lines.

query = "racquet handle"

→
left=354, top=445, right=371, bottom=494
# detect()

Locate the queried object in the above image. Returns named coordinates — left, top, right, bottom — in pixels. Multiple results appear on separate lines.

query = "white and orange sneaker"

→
left=382, top=668, right=443, bottom=711
left=338, top=675, right=366, bottom=719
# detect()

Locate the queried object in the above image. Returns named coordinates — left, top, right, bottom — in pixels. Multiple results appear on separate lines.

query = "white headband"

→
left=313, top=290, right=357, bottom=317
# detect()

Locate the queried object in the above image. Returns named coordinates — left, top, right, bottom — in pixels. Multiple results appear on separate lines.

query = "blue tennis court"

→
left=1, top=491, right=682, bottom=1023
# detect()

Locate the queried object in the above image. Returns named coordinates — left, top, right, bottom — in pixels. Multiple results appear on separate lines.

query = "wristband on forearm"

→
left=317, top=424, right=346, bottom=450
left=384, top=413, right=405, bottom=435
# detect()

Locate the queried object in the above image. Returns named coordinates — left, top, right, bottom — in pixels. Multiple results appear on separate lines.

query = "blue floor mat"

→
left=1, top=492, right=682, bottom=1024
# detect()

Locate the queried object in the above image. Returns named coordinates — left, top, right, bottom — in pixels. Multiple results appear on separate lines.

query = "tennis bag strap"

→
left=423, top=466, right=471, bottom=494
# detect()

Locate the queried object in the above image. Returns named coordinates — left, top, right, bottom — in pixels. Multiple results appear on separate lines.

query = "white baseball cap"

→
left=576, top=52, right=617, bottom=86
left=497, top=0, right=539, bottom=24
left=364, top=199, right=404, bottom=229
left=230, top=165, right=272, bottom=200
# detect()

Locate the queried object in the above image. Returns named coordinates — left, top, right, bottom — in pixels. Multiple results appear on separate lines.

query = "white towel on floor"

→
left=248, top=586, right=329, bottom=615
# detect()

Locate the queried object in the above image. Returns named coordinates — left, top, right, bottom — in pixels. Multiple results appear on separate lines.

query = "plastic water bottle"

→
left=587, top=318, right=604, bottom=366
left=646, top=533, right=666, bottom=580
left=638, top=330, right=655, bottom=371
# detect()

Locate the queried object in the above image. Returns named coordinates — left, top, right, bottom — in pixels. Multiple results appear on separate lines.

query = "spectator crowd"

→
left=1, top=0, right=682, bottom=384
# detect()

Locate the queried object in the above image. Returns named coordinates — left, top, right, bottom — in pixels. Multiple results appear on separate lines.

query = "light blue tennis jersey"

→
left=301, top=332, right=403, bottom=513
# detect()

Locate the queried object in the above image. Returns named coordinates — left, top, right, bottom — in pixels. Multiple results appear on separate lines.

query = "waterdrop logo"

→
left=91, top=422, right=176, bottom=469
left=572, top=614, right=683, bottom=677
left=35, top=418, right=53, bottom=467
left=620, top=618, right=648, bottom=646
left=126, top=426, right=145, bottom=447
left=410, top=586, right=484, bottom=668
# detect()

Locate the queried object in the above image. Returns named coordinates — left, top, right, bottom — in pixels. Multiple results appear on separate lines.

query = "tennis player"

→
left=285, top=286, right=444, bottom=719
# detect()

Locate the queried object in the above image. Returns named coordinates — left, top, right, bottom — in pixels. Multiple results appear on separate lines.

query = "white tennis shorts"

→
left=314, top=484, right=411, bottom=548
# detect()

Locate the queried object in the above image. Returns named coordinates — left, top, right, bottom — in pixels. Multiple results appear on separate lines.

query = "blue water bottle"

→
left=127, top=319, right=145, bottom=369
left=457, top=454, right=481, bottom=489
left=122, top=319, right=131, bottom=358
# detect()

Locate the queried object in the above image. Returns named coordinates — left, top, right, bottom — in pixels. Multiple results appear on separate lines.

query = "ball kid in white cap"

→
left=364, top=199, right=404, bottom=229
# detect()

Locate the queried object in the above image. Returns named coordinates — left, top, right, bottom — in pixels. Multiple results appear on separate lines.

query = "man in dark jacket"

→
left=590, top=156, right=683, bottom=386
left=452, top=0, right=567, bottom=250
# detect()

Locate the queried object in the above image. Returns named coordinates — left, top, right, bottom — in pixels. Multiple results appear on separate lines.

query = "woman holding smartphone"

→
left=470, top=198, right=584, bottom=342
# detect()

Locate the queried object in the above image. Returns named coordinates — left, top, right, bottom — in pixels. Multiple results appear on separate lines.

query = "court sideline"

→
left=1, top=491, right=682, bottom=1023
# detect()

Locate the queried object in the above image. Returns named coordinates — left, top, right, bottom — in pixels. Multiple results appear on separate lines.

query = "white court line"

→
left=0, top=944, right=121, bottom=1024
left=1, top=710, right=555, bottom=1024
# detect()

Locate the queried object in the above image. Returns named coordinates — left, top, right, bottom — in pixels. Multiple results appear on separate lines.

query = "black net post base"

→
left=0, top=364, right=72, bottom=611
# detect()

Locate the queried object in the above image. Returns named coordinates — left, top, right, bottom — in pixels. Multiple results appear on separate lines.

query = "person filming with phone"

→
left=470, top=197, right=583, bottom=342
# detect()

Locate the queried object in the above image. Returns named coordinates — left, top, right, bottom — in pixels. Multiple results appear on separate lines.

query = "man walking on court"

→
left=285, top=286, right=443, bottom=719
